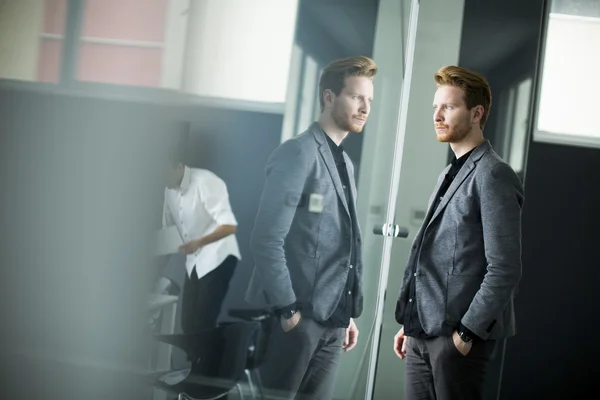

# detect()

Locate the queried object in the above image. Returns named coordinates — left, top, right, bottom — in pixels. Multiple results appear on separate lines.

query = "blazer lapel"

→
left=428, top=161, right=475, bottom=227
left=427, top=141, right=491, bottom=227
left=310, top=124, right=351, bottom=216
left=422, top=164, right=451, bottom=225
left=344, top=152, right=358, bottom=209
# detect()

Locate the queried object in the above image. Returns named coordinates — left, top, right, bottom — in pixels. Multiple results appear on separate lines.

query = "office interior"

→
left=0, top=0, right=598, bottom=399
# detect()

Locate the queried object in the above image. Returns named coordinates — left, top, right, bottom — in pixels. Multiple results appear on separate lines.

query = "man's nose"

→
left=360, top=102, right=370, bottom=115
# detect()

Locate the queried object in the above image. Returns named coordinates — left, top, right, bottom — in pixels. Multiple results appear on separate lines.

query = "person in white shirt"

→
left=162, top=144, right=241, bottom=333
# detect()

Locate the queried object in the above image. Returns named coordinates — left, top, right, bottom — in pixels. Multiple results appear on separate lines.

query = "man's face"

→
left=329, top=76, right=374, bottom=133
left=432, top=85, right=474, bottom=143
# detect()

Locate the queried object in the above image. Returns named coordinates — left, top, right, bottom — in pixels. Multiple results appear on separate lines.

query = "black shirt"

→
left=321, top=133, right=356, bottom=328
left=404, top=147, right=476, bottom=337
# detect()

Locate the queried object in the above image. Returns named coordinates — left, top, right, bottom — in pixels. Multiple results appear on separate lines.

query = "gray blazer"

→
left=246, top=122, right=363, bottom=322
left=395, top=141, right=524, bottom=340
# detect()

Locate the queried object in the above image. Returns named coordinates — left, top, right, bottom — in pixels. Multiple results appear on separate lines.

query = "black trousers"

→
left=405, top=335, right=496, bottom=400
left=180, top=255, right=237, bottom=333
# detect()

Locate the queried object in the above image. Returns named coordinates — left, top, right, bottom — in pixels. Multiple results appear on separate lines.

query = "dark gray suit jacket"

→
left=246, top=122, right=364, bottom=322
left=395, top=141, right=524, bottom=340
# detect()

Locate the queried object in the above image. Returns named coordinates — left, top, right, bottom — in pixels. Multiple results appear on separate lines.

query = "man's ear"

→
left=472, top=105, right=484, bottom=125
left=323, top=89, right=335, bottom=109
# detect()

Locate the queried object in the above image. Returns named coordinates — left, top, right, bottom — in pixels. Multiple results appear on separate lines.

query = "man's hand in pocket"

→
left=281, top=311, right=302, bottom=332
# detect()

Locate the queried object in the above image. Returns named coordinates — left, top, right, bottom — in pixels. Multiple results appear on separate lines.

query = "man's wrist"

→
left=458, top=330, right=474, bottom=344
left=277, top=303, right=298, bottom=319
left=458, top=322, right=481, bottom=343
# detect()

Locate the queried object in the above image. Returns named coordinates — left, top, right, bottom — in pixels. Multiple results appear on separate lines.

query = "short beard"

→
left=436, top=122, right=471, bottom=143
left=333, top=110, right=365, bottom=133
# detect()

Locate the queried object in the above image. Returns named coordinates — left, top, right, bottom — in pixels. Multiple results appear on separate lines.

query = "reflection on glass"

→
left=0, top=0, right=66, bottom=83
left=278, top=1, right=411, bottom=399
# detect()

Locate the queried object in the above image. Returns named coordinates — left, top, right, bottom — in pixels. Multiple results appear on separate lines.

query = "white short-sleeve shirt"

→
left=163, top=166, right=241, bottom=279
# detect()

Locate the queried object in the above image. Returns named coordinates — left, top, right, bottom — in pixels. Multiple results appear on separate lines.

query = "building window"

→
left=534, top=0, right=600, bottom=148
left=75, top=0, right=169, bottom=88
left=0, top=0, right=299, bottom=110
left=0, top=0, right=66, bottom=83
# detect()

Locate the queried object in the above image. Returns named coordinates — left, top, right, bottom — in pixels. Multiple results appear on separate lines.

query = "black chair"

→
left=228, top=309, right=275, bottom=400
left=151, top=321, right=260, bottom=400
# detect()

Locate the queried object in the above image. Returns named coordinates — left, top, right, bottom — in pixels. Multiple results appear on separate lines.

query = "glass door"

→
left=282, top=0, right=419, bottom=399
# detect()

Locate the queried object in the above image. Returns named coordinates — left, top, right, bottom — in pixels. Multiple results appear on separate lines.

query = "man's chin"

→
left=350, top=123, right=366, bottom=133
left=436, top=133, right=451, bottom=142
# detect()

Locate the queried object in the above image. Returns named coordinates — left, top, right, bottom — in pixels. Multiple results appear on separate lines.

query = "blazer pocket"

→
left=300, top=181, right=332, bottom=214
left=450, top=195, right=480, bottom=224
left=286, top=191, right=326, bottom=257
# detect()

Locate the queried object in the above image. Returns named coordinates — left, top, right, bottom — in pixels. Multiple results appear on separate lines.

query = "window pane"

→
left=0, top=0, right=66, bottom=83
left=509, top=78, right=532, bottom=172
left=76, top=0, right=168, bottom=87
left=75, top=0, right=298, bottom=103
left=536, top=0, right=600, bottom=144
left=180, top=0, right=299, bottom=103
left=81, top=0, right=167, bottom=41
left=78, top=44, right=163, bottom=87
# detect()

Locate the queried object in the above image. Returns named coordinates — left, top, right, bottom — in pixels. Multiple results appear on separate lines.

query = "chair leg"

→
left=244, top=369, right=257, bottom=399
left=251, top=370, right=265, bottom=399
left=236, top=383, right=245, bottom=400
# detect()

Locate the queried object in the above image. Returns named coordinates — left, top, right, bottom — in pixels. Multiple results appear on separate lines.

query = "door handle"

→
left=373, top=224, right=409, bottom=238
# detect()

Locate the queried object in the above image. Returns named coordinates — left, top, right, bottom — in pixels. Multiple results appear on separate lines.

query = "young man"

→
left=247, top=56, right=377, bottom=399
left=162, top=141, right=241, bottom=333
left=393, top=66, right=524, bottom=400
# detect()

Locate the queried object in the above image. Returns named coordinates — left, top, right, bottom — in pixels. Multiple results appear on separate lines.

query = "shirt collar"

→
left=325, top=131, right=344, bottom=157
left=452, top=146, right=476, bottom=169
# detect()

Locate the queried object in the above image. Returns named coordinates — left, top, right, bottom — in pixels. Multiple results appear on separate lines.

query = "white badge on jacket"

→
left=308, top=193, right=324, bottom=213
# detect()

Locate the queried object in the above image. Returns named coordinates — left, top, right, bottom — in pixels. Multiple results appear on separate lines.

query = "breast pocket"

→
left=304, top=180, right=334, bottom=213
left=449, top=195, right=480, bottom=224
left=286, top=181, right=332, bottom=257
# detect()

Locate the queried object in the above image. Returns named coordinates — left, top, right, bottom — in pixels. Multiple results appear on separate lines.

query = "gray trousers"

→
left=405, top=336, right=496, bottom=400
left=259, top=317, right=345, bottom=400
